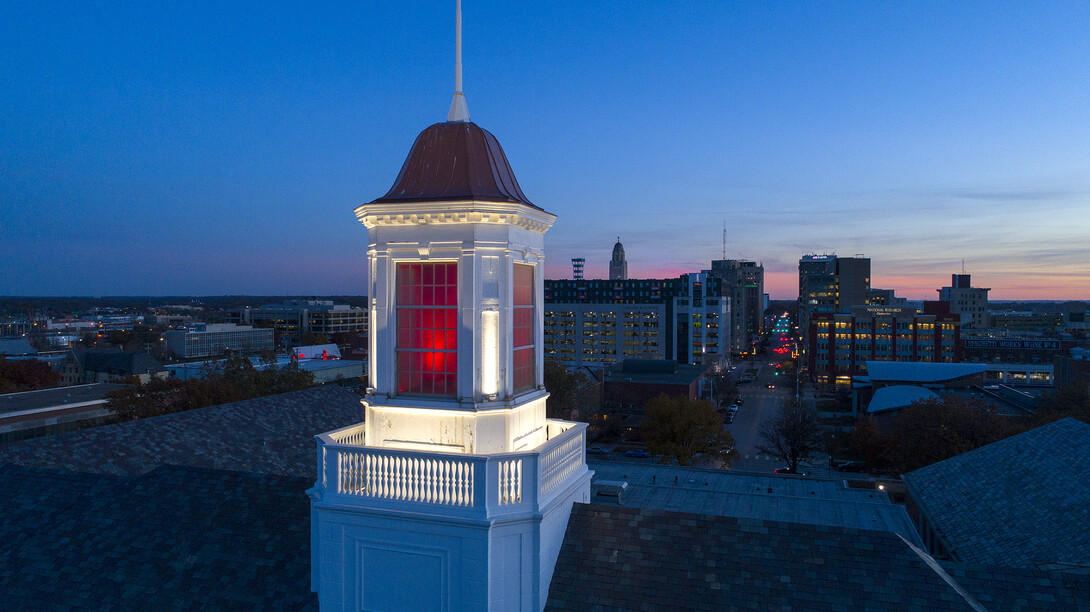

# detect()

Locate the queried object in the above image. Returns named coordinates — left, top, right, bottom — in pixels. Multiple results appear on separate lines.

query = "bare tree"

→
left=757, top=401, right=824, bottom=473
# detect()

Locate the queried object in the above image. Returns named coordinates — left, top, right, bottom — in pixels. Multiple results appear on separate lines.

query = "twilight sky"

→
left=2, top=1, right=1088, bottom=300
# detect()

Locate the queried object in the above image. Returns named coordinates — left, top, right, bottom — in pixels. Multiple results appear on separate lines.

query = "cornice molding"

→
left=355, top=200, right=557, bottom=233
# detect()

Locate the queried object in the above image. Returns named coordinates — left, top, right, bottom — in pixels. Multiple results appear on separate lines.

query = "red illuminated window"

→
left=513, top=264, right=535, bottom=393
left=396, top=262, right=458, bottom=396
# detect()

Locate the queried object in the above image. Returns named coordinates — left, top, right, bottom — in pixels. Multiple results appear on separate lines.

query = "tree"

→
left=1032, top=382, right=1090, bottom=426
left=884, top=396, right=1022, bottom=474
left=542, top=359, right=598, bottom=420
left=643, top=394, right=738, bottom=467
left=0, top=357, right=61, bottom=392
left=757, top=401, right=824, bottom=473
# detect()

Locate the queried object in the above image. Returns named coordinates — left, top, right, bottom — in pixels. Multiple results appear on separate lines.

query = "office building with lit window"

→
left=807, top=305, right=961, bottom=387
left=706, top=259, right=764, bottom=354
left=163, top=323, right=274, bottom=359
left=799, top=254, right=871, bottom=358
left=544, top=273, right=731, bottom=369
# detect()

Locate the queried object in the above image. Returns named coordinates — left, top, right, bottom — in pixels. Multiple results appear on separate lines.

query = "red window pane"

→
left=512, top=264, right=535, bottom=393
left=396, top=262, right=458, bottom=397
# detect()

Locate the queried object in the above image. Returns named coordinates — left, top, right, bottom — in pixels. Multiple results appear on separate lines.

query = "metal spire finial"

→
left=447, top=0, right=470, bottom=122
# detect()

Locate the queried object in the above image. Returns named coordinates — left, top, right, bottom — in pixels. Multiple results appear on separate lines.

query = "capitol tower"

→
left=307, top=2, right=592, bottom=610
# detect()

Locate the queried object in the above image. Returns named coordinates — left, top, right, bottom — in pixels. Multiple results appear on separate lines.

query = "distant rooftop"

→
left=0, top=336, right=36, bottom=356
left=0, top=385, right=364, bottom=477
left=589, top=461, right=921, bottom=544
left=866, top=361, right=988, bottom=384
left=0, top=383, right=128, bottom=416
left=903, top=417, right=1090, bottom=570
left=868, top=385, right=940, bottom=414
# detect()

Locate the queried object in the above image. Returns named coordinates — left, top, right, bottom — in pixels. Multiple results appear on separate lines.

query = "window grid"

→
left=396, top=262, right=457, bottom=396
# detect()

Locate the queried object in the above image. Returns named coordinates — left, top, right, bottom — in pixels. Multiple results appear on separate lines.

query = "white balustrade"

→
left=315, top=419, right=587, bottom=517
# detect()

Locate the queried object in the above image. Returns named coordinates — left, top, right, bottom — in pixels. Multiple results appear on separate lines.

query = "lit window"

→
left=513, top=264, right=535, bottom=393
left=396, top=262, right=457, bottom=396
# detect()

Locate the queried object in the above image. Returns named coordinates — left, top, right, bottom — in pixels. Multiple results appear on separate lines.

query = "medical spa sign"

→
left=964, top=338, right=1061, bottom=351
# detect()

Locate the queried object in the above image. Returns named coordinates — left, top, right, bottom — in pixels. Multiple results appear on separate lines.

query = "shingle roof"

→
left=547, top=503, right=986, bottom=611
left=903, top=418, right=1090, bottom=569
left=0, top=384, right=364, bottom=477
left=940, top=562, right=1090, bottom=612
left=0, top=464, right=317, bottom=609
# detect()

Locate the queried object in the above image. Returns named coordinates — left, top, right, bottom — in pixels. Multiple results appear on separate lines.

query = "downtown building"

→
left=808, top=305, right=961, bottom=387
left=706, top=259, right=764, bottom=354
left=544, top=272, right=731, bottom=370
left=798, top=254, right=871, bottom=360
left=162, top=323, right=275, bottom=359
left=937, top=273, right=990, bottom=330
left=227, top=299, right=367, bottom=345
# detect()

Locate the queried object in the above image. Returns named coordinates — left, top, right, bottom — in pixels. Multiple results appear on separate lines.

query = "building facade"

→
left=808, top=305, right=961, bottom=386
left=162, top=323, right=274, bottom=359
left=937, top=274, right=990, bottom=330
left=544, top=273, right=731, bottom=369
left=799, top=255, right=871, bottom=359
left=228, top=300, right=367, bottom=346
left=706, top=259, right=764, bottom=354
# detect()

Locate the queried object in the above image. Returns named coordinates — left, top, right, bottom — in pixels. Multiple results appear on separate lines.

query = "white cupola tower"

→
left=308, top=3, right=592, bottom=610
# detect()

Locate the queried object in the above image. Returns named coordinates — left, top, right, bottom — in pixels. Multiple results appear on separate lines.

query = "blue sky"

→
left=2, top=1, right=1088, bottom=299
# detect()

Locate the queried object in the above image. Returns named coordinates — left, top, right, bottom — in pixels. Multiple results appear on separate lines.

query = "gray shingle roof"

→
left=547, top=503, right=984, bottom=611
left=0, top=384, right=364, bottom=477
left=547, top=503, right=1088, bottom=611
left=0, top=464, right=317, bottom=609
left=903, top=417, right=1090, bottom=569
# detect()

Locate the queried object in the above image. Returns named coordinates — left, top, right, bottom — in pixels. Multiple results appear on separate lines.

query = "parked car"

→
left=586, top=446, right=610, bottom=455
left=724, top=412, right=734, bottom=424
left=774, top=467, right=807, bottom=475
left=728, top=404, right=739, bottom=412
left=625, top=449, right=650, bottom=458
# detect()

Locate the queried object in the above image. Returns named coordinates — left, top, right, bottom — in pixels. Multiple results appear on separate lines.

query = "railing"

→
left=326, top=422, right=367, bottom=446
left=315, top=419, right=587, bottom=518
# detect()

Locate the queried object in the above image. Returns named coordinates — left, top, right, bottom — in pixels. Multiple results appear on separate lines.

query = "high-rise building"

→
left=608, top=238, right=628, bottom=280
left=937, top=274, right=990, bottom=329
left=798, top=254, right=871, bottom=362
left=707, top=259, right=764, bottom=354
left=544, top=274, right=731, bottom=369
left=571, top=257, right=585, bottom=280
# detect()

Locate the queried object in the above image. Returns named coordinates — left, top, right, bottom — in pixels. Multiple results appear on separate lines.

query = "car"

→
left=724, top=413, right=734, bottom=424
left=766, top=383, right=775, bottom=389
left=586, top=446, right=610, bottom=455
left=728, top=404, right=739, bottom=412
left=774, top=467, right=807, bottom=475
left=625, top=449, right=650, bottom=458
left=736, top=397, right=744, bottom=405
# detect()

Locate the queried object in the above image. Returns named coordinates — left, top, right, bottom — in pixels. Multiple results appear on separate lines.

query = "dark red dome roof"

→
left=372, top=121, right=539, bottom=209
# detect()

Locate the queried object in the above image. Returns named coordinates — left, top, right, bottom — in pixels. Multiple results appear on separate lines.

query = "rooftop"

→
left=866, top=361, right=989, bottom=384
left=546, top=504, right=1088, bottom=611
left=589, top=461, right=921, bottom=544
left=903, top=417, right=1090, bottom=570
left=0, top=383, right=129, bottom=416
left=868, top=385, right=941, bottom=414
left=0, top=385, right=364, bottom=477
left=370, top=121, right=541, bottom=210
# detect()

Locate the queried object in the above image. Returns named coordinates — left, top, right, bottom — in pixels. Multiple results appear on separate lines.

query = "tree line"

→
left=106, top=355, right=316, bottom=421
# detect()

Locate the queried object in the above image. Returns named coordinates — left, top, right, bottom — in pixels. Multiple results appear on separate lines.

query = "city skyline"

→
left=2, top=2, right=1088, bottom=300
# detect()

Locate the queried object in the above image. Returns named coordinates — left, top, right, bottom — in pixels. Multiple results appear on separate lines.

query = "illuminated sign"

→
left=964, top=338, right=1060, bottom=351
